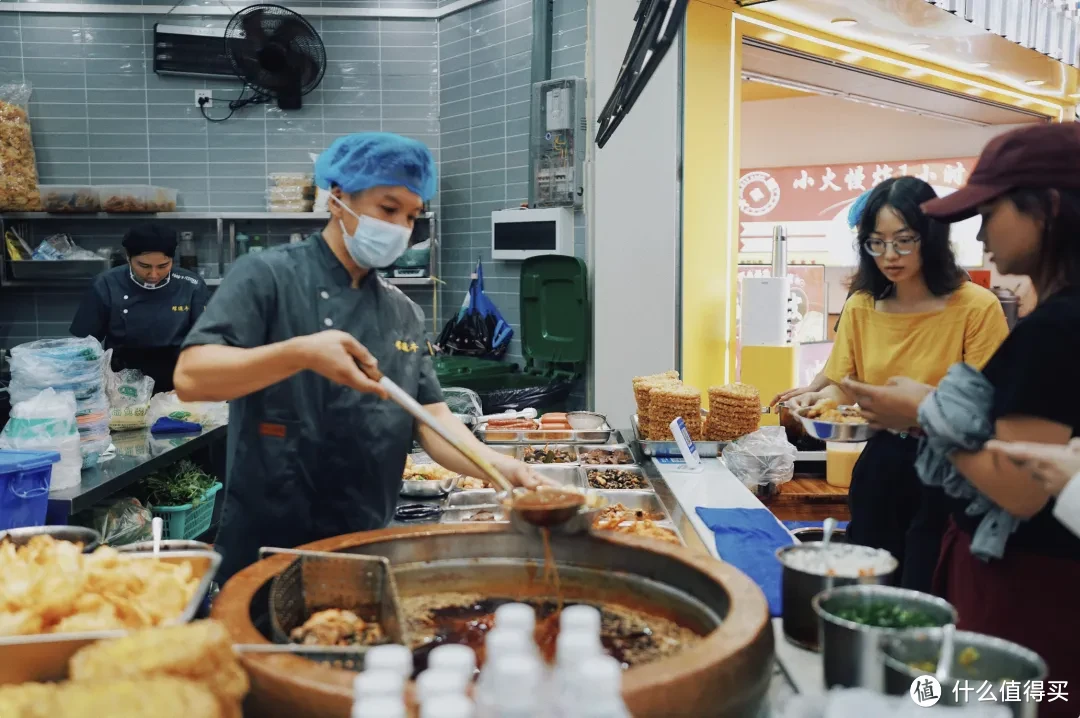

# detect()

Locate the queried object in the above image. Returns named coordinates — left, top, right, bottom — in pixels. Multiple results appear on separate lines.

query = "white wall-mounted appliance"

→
left=491, top=207, right=574, bottom=261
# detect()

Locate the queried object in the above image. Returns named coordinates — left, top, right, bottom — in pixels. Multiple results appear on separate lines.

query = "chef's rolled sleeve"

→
left=183, top=255, right=272, bottom=350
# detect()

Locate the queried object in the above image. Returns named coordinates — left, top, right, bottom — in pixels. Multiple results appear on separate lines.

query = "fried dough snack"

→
left=0, top=678, right=223, bottom=718
left=804, top=399, right=868, bottom=425
left=0, top=536, right=201, bottom=636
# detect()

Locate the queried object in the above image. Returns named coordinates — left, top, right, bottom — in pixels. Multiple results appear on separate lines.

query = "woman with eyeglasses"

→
left=790, top=177, right=1009, bottom=591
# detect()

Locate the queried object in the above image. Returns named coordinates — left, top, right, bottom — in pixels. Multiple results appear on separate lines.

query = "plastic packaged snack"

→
left=0, top=83, right=42, bottom=211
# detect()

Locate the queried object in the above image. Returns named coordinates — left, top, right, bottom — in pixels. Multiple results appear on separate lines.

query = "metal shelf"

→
left=1, top=212, right=330, bottom=220
left=205, top=276, right=435, bottom=288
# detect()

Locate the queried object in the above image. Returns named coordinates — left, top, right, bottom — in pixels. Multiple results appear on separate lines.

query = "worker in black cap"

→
left=70, top=222, right=209, bottom=392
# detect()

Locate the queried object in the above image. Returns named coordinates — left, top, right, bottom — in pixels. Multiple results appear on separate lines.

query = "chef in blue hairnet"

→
left=174, top=133, right=541, bottom=581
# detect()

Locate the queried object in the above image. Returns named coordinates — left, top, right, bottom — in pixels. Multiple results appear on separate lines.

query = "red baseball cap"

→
left=921, top=122, right=1080, bottom=224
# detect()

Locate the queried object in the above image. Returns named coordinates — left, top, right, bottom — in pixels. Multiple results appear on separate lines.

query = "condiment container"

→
left=776, top=543, right=898, bottom=651
left=560, top=604, right=601, bottom=635
left=353, top=670, right=405, bottom=701
left=421, top=695, right=474, bottom=718
left=363, top=644, right=413, bottom=679
left=825, top=441, right=865, bottom=488
left=494, top=602, right=535, bottom=634
left=428, top=644, right=477, bottom=682
left=813, top=584, right=957, bottom=691
left=880, top=627, right=1046, bottom=718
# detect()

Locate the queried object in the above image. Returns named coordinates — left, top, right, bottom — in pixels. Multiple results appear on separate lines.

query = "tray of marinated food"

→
left=400, top=454, right=459, bottom=497
left=0, top=534, right=221, bottom=684
left=578, top=444, right=636, bottom=465
left=586, top=466, right=651, bottom=490
left=440, top=507, right=508, bottom=524
left=793, top=399, right=877, bottom=443
left=631, top=414, right=725, bottom=458
left=520, top=444, right=579, bottom=465
left=446, top=489, right=499, bottom=508
left=39, top=185, right=100, bottom=213
left=590, top=498, right=682, bottom=545
left=475, top=412, right=615, bottom=444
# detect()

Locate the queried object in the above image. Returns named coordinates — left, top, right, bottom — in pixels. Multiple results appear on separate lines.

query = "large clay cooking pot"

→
left=212, top=524, right=774, bottom=718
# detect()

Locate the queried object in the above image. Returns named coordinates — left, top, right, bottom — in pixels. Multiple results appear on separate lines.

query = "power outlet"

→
left=195, top=90, right=212, bottom=108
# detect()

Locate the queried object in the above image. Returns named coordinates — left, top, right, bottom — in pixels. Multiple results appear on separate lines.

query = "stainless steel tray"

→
left=519, top=444, right=580, bottom=465
left=440, top=507, right=508, bottom=524
left=400, top=475, right=458, bottom=497
left=631, top=414, right=725, bottom=458
left=584, top=465, right=652, bottom=491
left=9, top=258, right=109, bottom=280
left=593, top=490, right=668, bottom=515
left=0, top=549, right=221, bottom=684
left=530, top=464, right=588, bottom=490
left=447, top=489, right=499, bottom=508
left=263, top=547, right=406, bottom=647
left=576, top=444, right=636, bottom=466
left=475, top=423, right=615, bottom=445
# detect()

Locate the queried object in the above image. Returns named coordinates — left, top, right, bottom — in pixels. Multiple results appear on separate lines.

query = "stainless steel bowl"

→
left=567, top=411, right=607, bottom=430
left=791, top=527, right=847, bottom=544
left=794, top=406, right=878, bottom=443
left=813, top=584, right=958, bottom=690
left=880, top=628, right=1046, bottom=718
left=399, top=475, right=458, bottom=497
left=117, top=539, right=214, bottom=553
left=776, top=544, right=898, bottom=652
left=0, top=525, right=101, bottom=553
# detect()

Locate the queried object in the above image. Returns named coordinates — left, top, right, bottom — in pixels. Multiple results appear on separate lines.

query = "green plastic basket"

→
left=150, top=482, right=222, bottom=541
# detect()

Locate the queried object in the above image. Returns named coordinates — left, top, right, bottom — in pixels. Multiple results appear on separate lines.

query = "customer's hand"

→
left=985, top=438, right=1080, bottom=497
left=291, top=330, right=388, bottom=398
left=841, top=376, right=932, bottom=431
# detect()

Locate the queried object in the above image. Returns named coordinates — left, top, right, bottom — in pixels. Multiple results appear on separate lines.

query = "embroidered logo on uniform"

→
left=171, top=305, right=190, bottom=312
left=395, top=340, right=419, bottom=353
left=259, top=422, right=287, bottom=438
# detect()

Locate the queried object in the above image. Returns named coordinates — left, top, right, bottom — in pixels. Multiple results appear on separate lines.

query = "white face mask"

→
left=129, top=267, right=171, bottom=291
left=332, top=195, right=412, bottom=269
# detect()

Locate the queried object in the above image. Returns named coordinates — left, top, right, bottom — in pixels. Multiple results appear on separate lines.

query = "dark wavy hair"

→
left=1003, top=187, right=1080, bottom=296
left=849, top=177, right=966, bottom=299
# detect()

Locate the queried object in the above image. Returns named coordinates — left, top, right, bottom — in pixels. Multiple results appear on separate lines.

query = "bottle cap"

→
left=363, top=644, right=413, bottom=678
left=352, top=670, right=405, bottom=700
left=494, top=602, right=536, bottom=634
left=560, top=604, right=602, bottom=635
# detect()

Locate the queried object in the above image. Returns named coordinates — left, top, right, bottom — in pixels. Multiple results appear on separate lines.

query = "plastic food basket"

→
left=151, top=482, right=222, bottom=540
left=0, top=449, right=60, bottom=531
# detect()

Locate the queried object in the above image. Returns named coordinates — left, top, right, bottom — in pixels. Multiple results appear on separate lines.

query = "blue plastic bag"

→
left=437, top=260, right=513, bottom=359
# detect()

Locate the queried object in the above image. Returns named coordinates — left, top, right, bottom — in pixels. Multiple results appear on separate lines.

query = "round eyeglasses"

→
left=863, top=236, right=920, bottom=257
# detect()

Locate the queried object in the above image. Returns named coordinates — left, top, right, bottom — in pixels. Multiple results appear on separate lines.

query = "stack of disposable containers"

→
left=351, top=603, right=630, bottom=718
left=8, top=337, right=110, bottom=467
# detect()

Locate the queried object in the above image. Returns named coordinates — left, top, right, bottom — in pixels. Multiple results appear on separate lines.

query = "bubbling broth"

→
left=404, top=593, right=703, bottom=675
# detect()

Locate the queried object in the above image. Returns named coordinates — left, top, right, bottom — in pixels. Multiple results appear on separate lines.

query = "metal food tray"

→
left=593, top=490, right=668, bottom=515
left=576, top=444, right=637, bottom=466
left=447, top=489, right=500, bottom=508
left=0, top=549, right=221, bottom=685
left=530, top=464, right=589, bottom=490
left=519, top=444, right=580, bottom=465
left=631, top=414, right=725, bottom=458
left=440, top=507, right=508, bottom=524
left=8, top=258, right=109, bottom=280
left=475, top=422, right=615, bottom=445
left=400, top=474, right=458, bottom=498
left=264, top=547, right=406, bottom=648
left=584, top=464, right=652, bottom=491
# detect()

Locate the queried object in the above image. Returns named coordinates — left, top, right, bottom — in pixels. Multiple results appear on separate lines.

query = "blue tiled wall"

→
left=435, top=0, right=587, bottom=366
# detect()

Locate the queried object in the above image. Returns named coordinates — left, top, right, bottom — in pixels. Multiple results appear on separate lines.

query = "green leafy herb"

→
left=832, top=602, right=940, bottom=629
left=131, top=459, right=216, bottom=508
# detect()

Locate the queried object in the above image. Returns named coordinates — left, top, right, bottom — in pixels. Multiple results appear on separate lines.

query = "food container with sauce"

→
left=98, top=185, right=153, bottom=213
left=825, top=441, right=865, bottom=488
left=813, top=584, right=958, bottom=691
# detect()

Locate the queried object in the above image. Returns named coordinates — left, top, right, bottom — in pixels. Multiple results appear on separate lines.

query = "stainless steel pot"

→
left=791, top=527, right=847, bottom=544
left=881, top=628, right=1047, bottom=718
left=813, top=584, right=957, bottom=690
left=776, top=544, right=897, bottom=651
left=117, top=539, right=214, bottom=552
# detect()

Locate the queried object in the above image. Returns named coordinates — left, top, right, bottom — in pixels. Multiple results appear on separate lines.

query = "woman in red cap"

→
left=845, top=122, right=1080, bottom=717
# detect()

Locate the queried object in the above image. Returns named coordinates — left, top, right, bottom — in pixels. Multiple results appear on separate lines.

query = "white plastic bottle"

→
left=475, top=629, right=536, bottom=715
left=352, top=696, right=407, bottom=718
left=494, top=602, right=536, bottom=635
left=552, top=630, right=604, bottom=714
left=572, top=656, right=630, bottom=718
left=421, top=694, right=475, bottom=718
left=416, top=668, right=471, bottom=705
left=363, top=644, right=414, bottom=680
left=488, top=654, right=543, bottom=718
left=560, top=605, right=602, bottom=635
left=353, top=670, right=406, bottom=703
left=428, top=644, right=478, bottom=683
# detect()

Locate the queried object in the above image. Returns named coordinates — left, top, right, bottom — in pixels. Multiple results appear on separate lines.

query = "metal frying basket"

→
left=262, top=547, right=407, bottom=647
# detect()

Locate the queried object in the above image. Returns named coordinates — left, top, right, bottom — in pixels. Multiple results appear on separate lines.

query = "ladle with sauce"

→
left=360, top=364, right=588, bottom=529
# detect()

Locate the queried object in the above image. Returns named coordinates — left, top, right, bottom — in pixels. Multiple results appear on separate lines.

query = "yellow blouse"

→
left=824, top=282, right=1010, bottom=388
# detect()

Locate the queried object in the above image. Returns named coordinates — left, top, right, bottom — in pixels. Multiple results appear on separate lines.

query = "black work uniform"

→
left=70, top=265, right=209, bottom=393
left=181, top=233, right=443, bottom=582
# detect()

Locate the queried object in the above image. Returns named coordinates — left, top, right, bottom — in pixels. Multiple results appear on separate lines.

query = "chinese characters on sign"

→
left=910, top=678, right=1069, bottom=707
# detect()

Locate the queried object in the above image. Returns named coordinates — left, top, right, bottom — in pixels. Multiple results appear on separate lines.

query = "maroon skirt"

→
left=935, top=519, right=1080, bottom=718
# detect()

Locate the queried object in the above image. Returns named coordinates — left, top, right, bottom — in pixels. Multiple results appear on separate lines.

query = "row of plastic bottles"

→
left=351, top=603, right=631, bottom=718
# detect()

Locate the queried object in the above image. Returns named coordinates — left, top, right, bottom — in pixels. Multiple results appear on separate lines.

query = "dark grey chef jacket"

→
left=181, top=233, right=443, bottom=581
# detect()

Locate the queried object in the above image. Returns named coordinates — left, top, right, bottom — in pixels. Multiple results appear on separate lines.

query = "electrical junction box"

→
left=529, top=77, right=586, bottom=209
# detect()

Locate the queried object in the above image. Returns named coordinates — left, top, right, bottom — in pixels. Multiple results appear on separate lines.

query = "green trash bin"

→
left=436, top=255, right=589, bottom=414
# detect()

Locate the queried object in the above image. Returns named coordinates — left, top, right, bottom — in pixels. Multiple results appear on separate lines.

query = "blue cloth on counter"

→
left=695, top=507, right=793, bottom=617
left=782, top=520, right=849, bottom=531
left=915, top=363, right=1019, bottom=561
left=150, top=417, right=202, bottom=435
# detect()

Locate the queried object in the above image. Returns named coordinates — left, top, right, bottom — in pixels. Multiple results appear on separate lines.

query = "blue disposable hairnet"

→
left=315, top=132, right=437, bottom=202
left=847, top=189, right=873, bottom=230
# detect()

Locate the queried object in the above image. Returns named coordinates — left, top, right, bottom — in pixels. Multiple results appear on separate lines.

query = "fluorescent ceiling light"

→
left=908, top=43, right=931, bottom=50
left=831, top=18, right=858, bottom=27
left=1026, top=79, right=1046, bottom=86
left=971, top=62, right=991, bottom=69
